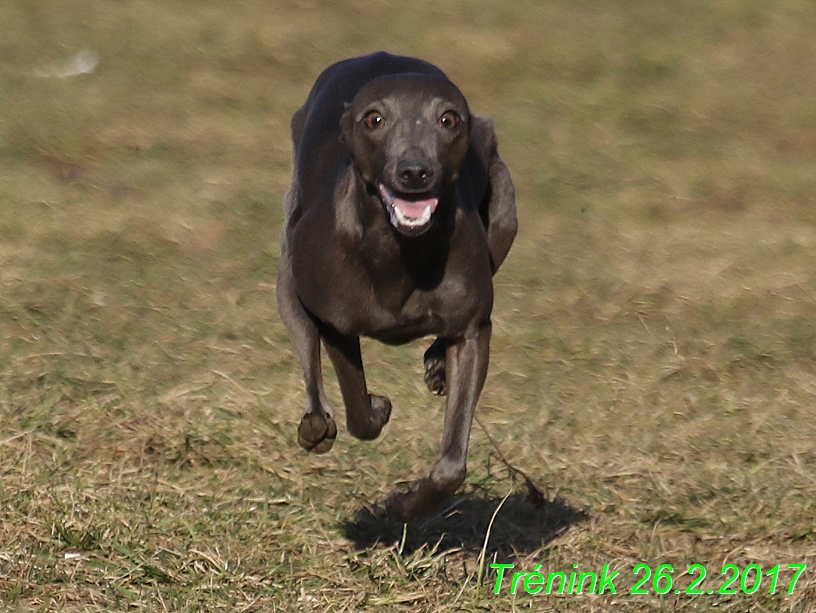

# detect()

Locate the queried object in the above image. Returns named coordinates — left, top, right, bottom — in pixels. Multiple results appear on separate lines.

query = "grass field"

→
left=2, top=0, right=816, bottom=611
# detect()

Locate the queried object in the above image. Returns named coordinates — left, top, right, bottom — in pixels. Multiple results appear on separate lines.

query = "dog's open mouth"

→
left=378, top=184, right=439, bottom=233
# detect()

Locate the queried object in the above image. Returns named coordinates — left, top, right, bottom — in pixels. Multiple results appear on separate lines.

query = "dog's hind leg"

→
left=277, top=249, right=337, bottom=454
left=423, top=337, right=447, bottom=395
left=320, top=327, right=392, bottom=441
left=388, top=321, right=491, bottom=521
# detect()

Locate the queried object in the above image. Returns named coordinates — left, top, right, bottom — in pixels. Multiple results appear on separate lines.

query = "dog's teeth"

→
left=392, top=204, right=432, bottom=227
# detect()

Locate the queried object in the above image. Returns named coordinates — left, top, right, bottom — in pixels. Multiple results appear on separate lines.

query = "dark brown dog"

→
left=277, top=52, right=516, bottom=521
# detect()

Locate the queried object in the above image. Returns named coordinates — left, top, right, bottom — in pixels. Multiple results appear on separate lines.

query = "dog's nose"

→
left=397, top=160, right=435, bottom=191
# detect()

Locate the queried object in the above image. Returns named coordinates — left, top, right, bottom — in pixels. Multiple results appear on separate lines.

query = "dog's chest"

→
left=362, top=275, right=487, bottom=342
left=292, top=211, right=492, bottom=341
left=341, top=248, right=492, bottom=341
left=299, top=253, right=488, bottom=342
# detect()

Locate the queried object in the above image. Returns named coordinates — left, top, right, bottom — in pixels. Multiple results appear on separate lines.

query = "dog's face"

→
left=341, top=74, right=470, bottom=236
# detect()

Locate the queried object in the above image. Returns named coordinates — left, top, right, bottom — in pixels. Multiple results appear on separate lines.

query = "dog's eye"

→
left=438, top=111, right=460, bottom=129
left=363, top=111, right=385, bottom=130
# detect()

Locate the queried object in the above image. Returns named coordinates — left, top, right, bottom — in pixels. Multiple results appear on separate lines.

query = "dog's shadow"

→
left=341, top=484, right=588, bottom=561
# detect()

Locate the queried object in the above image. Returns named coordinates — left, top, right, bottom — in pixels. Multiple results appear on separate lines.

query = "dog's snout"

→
left=397, top=160, right=435, bottom=191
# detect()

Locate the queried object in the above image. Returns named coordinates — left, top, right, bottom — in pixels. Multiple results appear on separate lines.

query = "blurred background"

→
left=1, top=1, right=815, bottom=611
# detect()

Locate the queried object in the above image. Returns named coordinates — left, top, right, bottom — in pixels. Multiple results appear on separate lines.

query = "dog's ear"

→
left=339, top=105, right=353, bottom=146
left=469, top=116, right=498, bottom=168
left=470, top=115, right=516, bottom=274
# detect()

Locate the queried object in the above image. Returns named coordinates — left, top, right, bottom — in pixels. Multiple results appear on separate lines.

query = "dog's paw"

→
left=423, top=355, right=446, bottom=395
left=423, top=338, right=447, bottom=396
left=385, top=478, right=445, bottom=523
left=369, top=393, right=392, bottom=428
left=349, top=394, right=392, bottom=440
left=346, top=394, right=391, bottom=441
left=298, top=412, right=337, bottom=454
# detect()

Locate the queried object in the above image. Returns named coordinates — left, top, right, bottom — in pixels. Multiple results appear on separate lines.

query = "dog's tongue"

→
left=378, top=185, right=439, bottom=229
left=393, top=196, right=438, bottom=220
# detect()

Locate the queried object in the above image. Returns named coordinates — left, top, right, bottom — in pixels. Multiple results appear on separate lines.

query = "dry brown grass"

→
left=2, top=0, right=816, bottom=611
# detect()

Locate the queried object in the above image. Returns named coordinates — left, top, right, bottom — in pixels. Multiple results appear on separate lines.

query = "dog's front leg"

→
left=387, top=321, right=491, bottom=522
left=277, top=257, right=337, bottom=454
left=320, top=327, right=392, bottom=441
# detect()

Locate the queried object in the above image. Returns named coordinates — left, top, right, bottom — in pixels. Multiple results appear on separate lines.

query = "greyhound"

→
left=277, top=52, right=516, bottom=522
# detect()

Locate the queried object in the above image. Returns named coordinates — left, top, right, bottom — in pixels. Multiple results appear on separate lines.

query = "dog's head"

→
left=340, top=74, right=470, bottom=236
